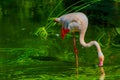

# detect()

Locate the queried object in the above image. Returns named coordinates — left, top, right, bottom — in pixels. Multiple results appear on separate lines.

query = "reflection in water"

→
left=75, top=67, right=105, bottom=80
left=99, top=67, right=105, bottom=80
left=76, top=67, right=79, bottom=79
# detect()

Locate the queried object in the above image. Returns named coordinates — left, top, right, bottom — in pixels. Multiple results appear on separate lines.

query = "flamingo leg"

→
left=72, top=33, right=78, bottom=68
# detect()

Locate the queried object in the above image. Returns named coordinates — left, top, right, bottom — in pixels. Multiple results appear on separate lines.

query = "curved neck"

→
left=79, top=31, right=102, bottom=53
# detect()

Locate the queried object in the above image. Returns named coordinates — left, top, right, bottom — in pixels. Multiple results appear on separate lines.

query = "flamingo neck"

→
left=79, top=31, right=102, bottom=53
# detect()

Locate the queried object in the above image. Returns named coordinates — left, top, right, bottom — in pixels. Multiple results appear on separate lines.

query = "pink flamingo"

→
left=54, top=12, right=104, bottom=67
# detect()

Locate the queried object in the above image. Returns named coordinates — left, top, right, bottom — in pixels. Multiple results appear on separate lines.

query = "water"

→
left=0, top=49, right=120, bottom=80
left=0, top=0, right=120, bottom=79
left=1, top=62, right=120, bottom=80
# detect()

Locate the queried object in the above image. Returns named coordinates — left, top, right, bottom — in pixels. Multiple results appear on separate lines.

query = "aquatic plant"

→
left=34, top=27, right=48, bottom=39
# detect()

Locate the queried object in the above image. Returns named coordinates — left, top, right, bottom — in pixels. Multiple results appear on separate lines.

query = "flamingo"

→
left=54, top=12, right=104, bottom=67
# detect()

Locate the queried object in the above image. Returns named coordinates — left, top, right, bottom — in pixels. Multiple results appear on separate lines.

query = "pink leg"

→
left=73, top=33, right=78, bottom=68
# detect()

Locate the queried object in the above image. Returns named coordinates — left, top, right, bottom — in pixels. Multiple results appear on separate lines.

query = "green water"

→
left=0, top=48, right=120, bottom=80
left=0, top=0, right=120, bottom=79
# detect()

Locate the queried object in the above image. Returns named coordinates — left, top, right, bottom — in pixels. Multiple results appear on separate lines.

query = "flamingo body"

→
left=54, top=12, right=104, bottom=66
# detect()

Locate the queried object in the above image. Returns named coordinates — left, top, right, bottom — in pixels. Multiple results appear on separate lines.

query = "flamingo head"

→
left=98, top=56, right=104, bottom=67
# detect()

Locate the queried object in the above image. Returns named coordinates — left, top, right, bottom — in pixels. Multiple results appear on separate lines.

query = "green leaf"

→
left=116, top=27, right=120, bottom=34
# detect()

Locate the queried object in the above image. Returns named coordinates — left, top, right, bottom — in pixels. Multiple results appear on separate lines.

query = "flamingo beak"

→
left=61, top=27, right=69, bottom=39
